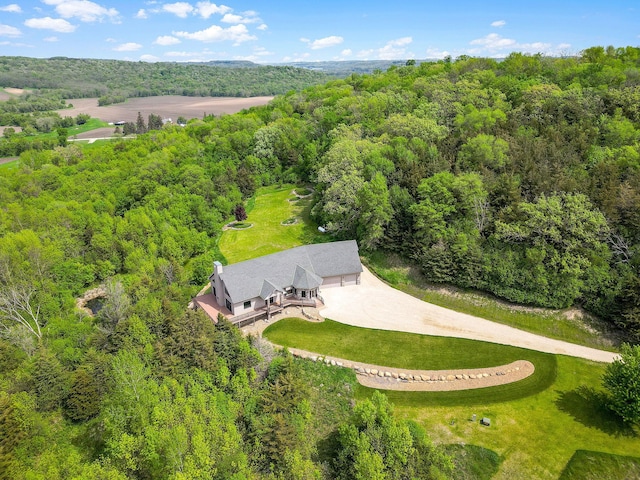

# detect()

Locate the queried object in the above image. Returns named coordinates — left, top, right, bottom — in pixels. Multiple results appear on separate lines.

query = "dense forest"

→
left=0, top=56, right=331, bottom=100
left=2, top=45, right=640, bottom=478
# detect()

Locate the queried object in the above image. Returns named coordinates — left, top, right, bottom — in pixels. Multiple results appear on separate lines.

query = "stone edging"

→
left=76, top=285, right=106, bottom=317
left=287, top=347, right=535, bottom=392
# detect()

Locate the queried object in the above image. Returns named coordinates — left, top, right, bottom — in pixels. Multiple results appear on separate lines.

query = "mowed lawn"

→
left=219, top=184, right=327, bottom=263
left=264, top=318, right=640, bottom=479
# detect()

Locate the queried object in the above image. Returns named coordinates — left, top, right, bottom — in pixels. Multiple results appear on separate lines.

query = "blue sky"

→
left=0, top=1, right=638, bottom=62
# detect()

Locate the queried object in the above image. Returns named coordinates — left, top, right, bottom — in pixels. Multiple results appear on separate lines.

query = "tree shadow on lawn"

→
left=555, top=386, right=637, bottom=438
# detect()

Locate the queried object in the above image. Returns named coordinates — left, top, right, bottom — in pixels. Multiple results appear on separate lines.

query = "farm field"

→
left=58, top=95, right=273, bottom=124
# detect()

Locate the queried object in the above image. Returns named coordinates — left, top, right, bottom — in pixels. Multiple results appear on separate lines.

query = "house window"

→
left=225, top=299, right=232, bottom=311
left=244, top=300, right=251, bottom=309
left=269, top=297, right=275, bottom=304
left=212, top=286, right=216, bottom=296
left=301, top=290, right=307, bottom=298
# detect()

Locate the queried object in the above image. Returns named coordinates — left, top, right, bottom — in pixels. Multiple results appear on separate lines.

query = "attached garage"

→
left=322, top=276, right=342, bottom=287
left=322, top=273, right=360, bottom=288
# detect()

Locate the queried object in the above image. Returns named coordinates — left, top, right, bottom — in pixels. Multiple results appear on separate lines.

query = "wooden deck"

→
left=192, top=294, right=321, bottom=327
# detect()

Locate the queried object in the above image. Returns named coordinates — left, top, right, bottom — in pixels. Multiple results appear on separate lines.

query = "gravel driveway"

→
left=320, top=267, right=618, bottom=363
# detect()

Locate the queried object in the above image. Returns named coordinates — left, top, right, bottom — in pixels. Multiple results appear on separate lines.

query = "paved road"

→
left=320, top=267, right=619, bottom=363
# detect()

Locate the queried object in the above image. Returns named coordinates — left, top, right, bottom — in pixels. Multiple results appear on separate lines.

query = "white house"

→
left=209, top=240, right=362, bottom=321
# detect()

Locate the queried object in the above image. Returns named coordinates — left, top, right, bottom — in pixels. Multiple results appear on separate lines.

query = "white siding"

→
left=233, top=297, right=261, bottom=315
left=342, top=273, right=359, bottom=286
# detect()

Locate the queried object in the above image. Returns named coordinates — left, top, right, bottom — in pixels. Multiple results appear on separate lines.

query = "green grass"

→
left=263, top=318, right=640, bottom=478
left=443, top=444, right=502, bottom=480
left=0, top=158, right=19, bottom=171
left=37, top=118, right=109, bottom=140
left=294, top=186, right=312, bottom=196
left=264, top=318, right=557, bottom=405
left=230, top=222, right=252, bottom=229
left=559, top=450, right=640, bottom=479
left=365, top=250, right=621, bottom=352
left=219, top=184, right=328, bottom=263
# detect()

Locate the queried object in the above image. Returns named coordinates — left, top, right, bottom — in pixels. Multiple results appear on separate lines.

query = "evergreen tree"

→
left=135, top=111, right=147, bottom=134
left=65, top=368, right=101, bottom=422
left=33, top=348, right=68, bottom=412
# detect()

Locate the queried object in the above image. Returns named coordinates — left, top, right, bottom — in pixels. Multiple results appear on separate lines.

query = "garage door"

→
left=342, top=273, right=359, bottom=286
left=322, top=276, right=342, bottom=288
left=322, top=274, right=360, bottom=287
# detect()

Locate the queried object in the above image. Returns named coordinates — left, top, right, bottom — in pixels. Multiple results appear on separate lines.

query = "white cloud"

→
left=114, top=42, right=142, bottom=51
left=163, top=2, right=193, bottom=18
left=196, top=1, right=231, bottom=19
left=302, top=35, right=344, bottom=50
left=105, top=37, right=116, bottom=42
left=468, top=33, right=569, bottom=56
left=173, top=23, right=256, bottom=44
left=0, top=40, right=32, bottom=47
left=44, top=36, right=59, bottom=41
left=282, top=52, right=311, bottom=62
left=470, top=33, right=516, bottom=49
left=0, top=4, right=22, bottom=13
left=371, top=36, right=413, bottom=59
left=234, top=46, right=273, bottom=62
left=136, top=9, right=147, bottom=19
left=491, top=20, right=506, bottom=27
left=24, top=17, right=76, bottom=32
left=0, top=24, right=21, bottom=36
left=257, top=23, right=267, bottom=31
left=154, top=35, right=181, bottom=45
left=165, top=50, right=201, bottom=57
left=42, top=0, right=119, bottom=22
left=221, top=11, right=261, bottom=24
left=425, top=47, right=450, bottom=59
left=341, top=48, right=352, bottom=56
left=140, top=54, right=160, bottom=62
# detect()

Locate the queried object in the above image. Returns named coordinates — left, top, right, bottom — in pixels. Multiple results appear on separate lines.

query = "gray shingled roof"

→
left=292, top=265, right=322, bottom=290
left=214, top=240, right=362, bottom=304
left=259, top=279, right=281, bottom=300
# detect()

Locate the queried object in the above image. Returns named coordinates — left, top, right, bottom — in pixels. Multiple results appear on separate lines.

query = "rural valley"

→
left=2, top=2, right=640, bottom=479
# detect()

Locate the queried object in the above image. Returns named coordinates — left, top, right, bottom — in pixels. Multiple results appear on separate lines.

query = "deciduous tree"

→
left=603, top=343, right=640, bottom=424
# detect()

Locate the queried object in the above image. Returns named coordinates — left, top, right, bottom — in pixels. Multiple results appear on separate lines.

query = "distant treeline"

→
left=0, top=56, right=332, bottom=99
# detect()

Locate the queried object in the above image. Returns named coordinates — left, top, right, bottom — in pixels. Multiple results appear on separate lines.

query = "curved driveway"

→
left=320, top=267, right=618, bottom=363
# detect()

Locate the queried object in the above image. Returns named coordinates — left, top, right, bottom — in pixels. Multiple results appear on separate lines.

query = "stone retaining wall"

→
left=288, top=347, right=535, bottom=392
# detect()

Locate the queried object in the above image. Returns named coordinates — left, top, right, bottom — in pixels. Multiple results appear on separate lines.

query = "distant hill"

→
left=0, top=56, right=332, bottom=99
left=0, top=56, right=444, bottom=102
left=198, top=59, right=440, bottom=76
left=275, top=59, right=438, bottom=76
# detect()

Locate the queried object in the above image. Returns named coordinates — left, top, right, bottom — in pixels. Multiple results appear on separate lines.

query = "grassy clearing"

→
left=263, top=318, right=640, bottom=479
left=38, top=118, right=109, bottom=140
left=0, top=158, right=19, bottom=171
left=219, top=184, right=327, bottom=263
left=365, top=250, right=621, bottom=352
left=443, top=444, right=502, bottom=480
left=559, top=450, right=640, bottom=479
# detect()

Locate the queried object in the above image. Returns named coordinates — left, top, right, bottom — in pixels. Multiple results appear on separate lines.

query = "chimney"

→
left=212, top=261, right=224, bottom=305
